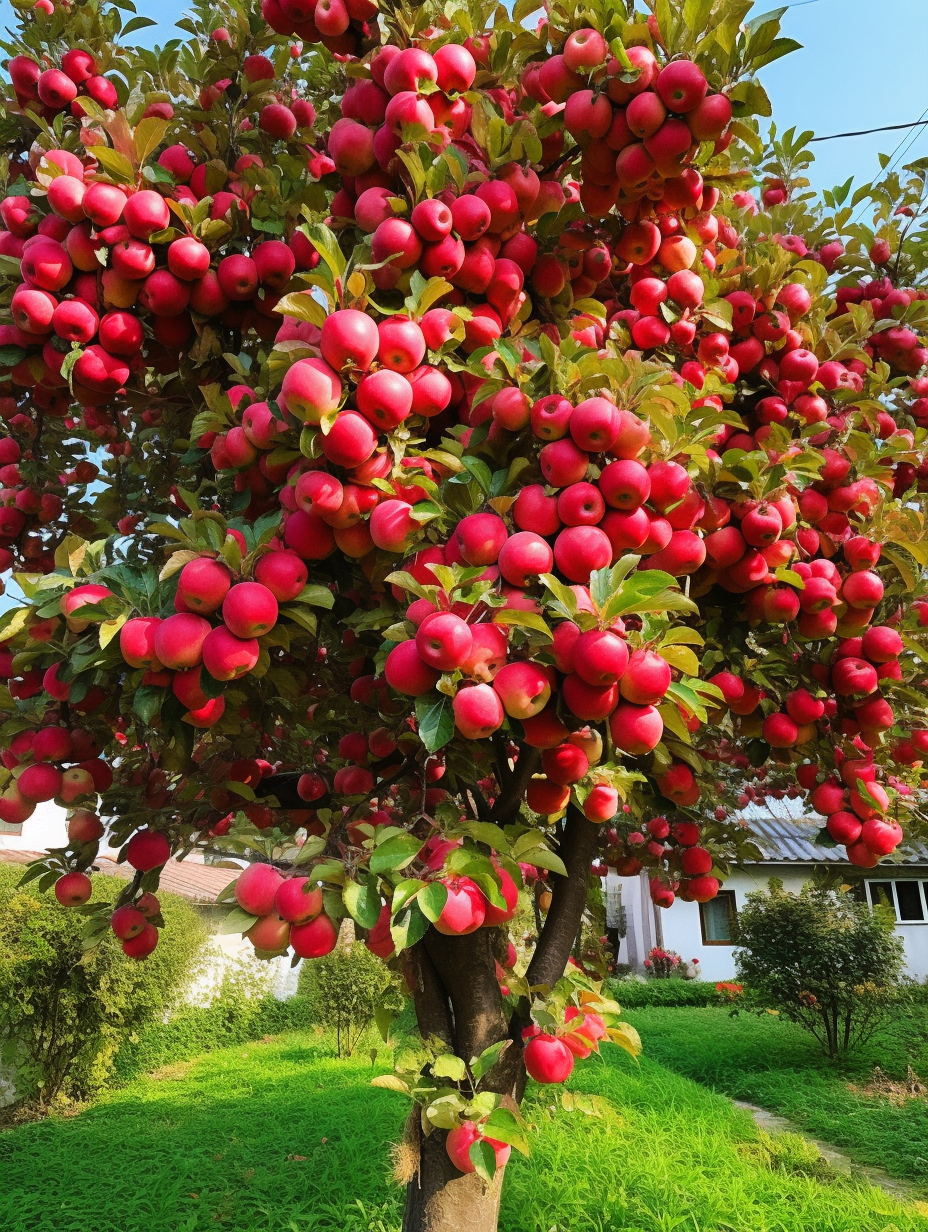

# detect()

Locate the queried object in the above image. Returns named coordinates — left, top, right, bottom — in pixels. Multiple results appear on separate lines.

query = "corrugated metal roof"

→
left=0, top=849, right=235, bottom=904
left=746, top=813, right=928, bottom=866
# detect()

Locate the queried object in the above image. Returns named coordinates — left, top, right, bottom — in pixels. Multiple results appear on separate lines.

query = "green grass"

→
left=625, top=1006, right=928, bottom=1186
left=1, top=1027, right=925, bottom=1232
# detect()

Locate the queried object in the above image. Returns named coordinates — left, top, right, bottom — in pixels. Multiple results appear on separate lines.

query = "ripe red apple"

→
left=246, top=913, right=292, bottom=955
left=384, top=640, right=440, bottom=696
left=416, top=612, right=473, bottom=671
left=453, top=683, right=505, bottom=739
left=492, top=661, right=551, bottom=719
left=111, top=905, right=147, bottom=940
left=54, top=871, right=93, bottom=907
left=123, top=923, right=160, bottom=959
left=523, top=1032, right=574, bottom=1083
left=126, top=829, right=171, bottom=872
left=68, top=809, right=104, bottom=843
left=446, top=1121, right=511, bottom=1174
left=235, top=862, right=285, bottom=916
left=433, top=875, right=486, bottom=935
left=222, top=582, right=278, bottom=638
left=619, top=649, right=671, bottom=705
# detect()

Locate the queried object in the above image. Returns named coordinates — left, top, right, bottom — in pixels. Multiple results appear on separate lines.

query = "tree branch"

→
left=525, top=805, right=598, bottom=989
left=489, top=745, right=540, bottom=824
left=404, top=940, right=454, bottom=1048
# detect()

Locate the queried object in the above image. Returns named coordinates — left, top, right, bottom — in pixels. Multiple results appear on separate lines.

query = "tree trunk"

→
left=399, top=805, right=599, bottom=1231
left=402, top=1118, right=504, bottom=1232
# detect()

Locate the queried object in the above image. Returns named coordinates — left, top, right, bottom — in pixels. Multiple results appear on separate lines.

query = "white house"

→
left=605, top=808, right=928, bottom=983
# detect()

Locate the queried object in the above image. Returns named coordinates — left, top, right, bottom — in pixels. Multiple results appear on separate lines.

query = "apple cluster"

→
left=0, top=708, right=108, bottom=826
left=234, top=861, right=340, bottom=958
left=261, top=0, right=378, bottom=56
left=523, top=33, right=731, bottom=218
left=115, top=554, right=299, bottom=725
left=836, top=277, right=928, bottom=379
left=8, top=49, right=117, bottom=120
left=0, top=146, right=314, bottom=411
left=601, top=814, right=718, bottom=908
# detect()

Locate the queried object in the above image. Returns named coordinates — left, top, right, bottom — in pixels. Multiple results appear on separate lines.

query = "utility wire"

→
left=850, top=104, right=928, bottom=223
left=810, top=119, right=928, bottom=143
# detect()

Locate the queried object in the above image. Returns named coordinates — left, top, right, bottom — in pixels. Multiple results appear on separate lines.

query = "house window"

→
left=866, top=880, right=927, bottom=923
left=700, top=891, right=737, bottom=944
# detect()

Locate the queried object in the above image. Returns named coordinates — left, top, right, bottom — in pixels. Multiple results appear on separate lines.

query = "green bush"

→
left=299, top=941, right=405, bottom=1056
left=0, top=863, right=207, bottom=1108
left=607, top=978, right=724, bottom=1008
left=734, top=880, right=906, bottom=1057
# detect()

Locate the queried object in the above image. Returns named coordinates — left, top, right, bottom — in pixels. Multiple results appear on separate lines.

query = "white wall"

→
left=648, top=866, right=928, bottom=984
left=892, top=924, right=928, bottom=981
left=0, top=800, right=67, bottom=852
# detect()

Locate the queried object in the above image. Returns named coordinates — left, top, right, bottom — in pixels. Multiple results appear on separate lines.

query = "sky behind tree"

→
left=1, top=0, right=926, bottom=192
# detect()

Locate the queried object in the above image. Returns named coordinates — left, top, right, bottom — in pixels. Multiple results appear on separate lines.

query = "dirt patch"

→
left=146, top=1060, right=195, bottom=1082
left=849, top=1066, right=928, bottom=1107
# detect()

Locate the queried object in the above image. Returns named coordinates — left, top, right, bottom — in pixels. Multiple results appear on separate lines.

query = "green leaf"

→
left=134, top=117, right=169, bottom=167
left=292, top=584, right=335, bottom=608
left=302, top=223, right=346, bottom=281
left=518, top=845, right=568, bottom=878
left=658, top=645, right=700, bottom=675
left=219, top=907, right=259, bottom=935
left=390, top=901, right=430, bottom=952
left=93, top=147, right=136, bottom=184
left=132, top=685, right=164, bottom=724
left=343, top=879, right=383, bottom=929
left=392, top=878, right=426, bottom=912
left=456, top=821, right=510, bottom=853
left=416, top=693, right=455, bottom=752
left=492, top=609, right=553, bottom=639
left=469, top=1139, right=498, bottom=1184
left=369, top=833, right=423, bottom=876
left=432, top=1053, right=467, bottom=1081
left=470, top=1039, right=511, bottom=1086
left=482, top=1106, right=530, bottom=1156
left=460, top=456, right=493, bottom=493
left=374, top=1005, right=396, bottom=1043
left=418, top=880, right=449, bottom=923
left=275, top=291, right=327, bottom=326
left=371, top=1074, right=411, bottom=1094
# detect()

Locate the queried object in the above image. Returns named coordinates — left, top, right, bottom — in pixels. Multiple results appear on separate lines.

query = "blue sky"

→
left=2, top=0, right=927, bottom=193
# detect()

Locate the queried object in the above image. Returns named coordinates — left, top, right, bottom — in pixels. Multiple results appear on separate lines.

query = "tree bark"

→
left=402, top=1118, right=504, bottom=1232
left=399, top=806, right=598, bottom=1230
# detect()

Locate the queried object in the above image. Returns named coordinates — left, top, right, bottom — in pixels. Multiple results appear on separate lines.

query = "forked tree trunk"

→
left=400, top=807, right=598, bottom=1232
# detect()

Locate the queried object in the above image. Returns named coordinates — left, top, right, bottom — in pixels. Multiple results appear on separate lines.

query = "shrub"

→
left=300, top=940, right=405, bottom=1056
left=607, top=979, right=724, bottom=1008
left=734, top=881, right=906, bottom=1057
left=0, top=863, right=207, bottom=1108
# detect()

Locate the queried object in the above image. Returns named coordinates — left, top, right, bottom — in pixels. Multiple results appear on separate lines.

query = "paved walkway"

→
left=733, top=1098, right=922, bottom=1203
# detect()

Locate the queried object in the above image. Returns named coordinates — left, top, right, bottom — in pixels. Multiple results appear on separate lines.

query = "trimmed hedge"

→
left=608, top=979, right=725, bottom=1008
left=111, top=994, right=313, bottom=1083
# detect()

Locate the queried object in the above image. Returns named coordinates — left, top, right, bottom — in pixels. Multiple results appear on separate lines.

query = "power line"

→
left=810, top=119, right=928, bottom=143
left=851, top=104, right=928, bottom=223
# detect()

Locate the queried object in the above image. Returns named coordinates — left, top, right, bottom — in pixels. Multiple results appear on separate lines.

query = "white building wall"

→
left=892, top=924, right=928, bottom=981
left=653, top=865, right=928, bottom=983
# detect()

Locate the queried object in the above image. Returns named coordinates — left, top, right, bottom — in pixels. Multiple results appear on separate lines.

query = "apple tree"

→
left=0, top=0, right=926, bottom=1226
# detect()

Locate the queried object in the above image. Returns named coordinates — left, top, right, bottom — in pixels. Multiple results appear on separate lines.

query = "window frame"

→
left=867, top=879, right=928, bottom=924
left=699, top=889, right=738, bottom=946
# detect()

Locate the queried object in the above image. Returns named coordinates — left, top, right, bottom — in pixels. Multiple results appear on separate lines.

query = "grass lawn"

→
left=625, top=1005, right=928, bottom=1187
left=1, top=1028, right=925, bottom=1232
